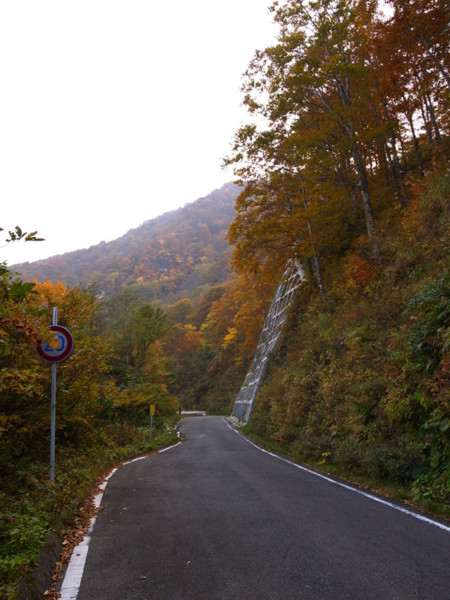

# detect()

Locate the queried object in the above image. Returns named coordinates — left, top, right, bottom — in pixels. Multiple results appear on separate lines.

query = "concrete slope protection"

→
left=70, top=416, right=449, bottom=600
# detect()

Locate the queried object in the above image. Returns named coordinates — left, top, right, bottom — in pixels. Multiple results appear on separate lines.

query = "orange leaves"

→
left=167, top=324, right=204, bottom=355
left=344, top=256, right=380, bottom=288
left=229, top=179, right=308, bottom=279
left=0, top=308, right=46, bottom=358
left=227, top=0, right=449, bottom=283
left=203, top=275, right=272, bottom=366
left=182, top=326, right=204, bottom=354
left=163, top=325, right=194, bottom=357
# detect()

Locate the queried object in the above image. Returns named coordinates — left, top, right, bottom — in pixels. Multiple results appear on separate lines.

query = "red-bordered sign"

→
left=37, top=325, right=75, bottom=363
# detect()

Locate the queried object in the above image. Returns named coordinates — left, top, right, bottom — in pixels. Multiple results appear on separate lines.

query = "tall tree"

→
left=229, top=0, right=383, bottom=258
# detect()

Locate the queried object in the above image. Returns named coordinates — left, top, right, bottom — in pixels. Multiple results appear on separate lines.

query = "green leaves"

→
left=9, top=280, right=37, bottom=302
left=1, top=226, right=44, bottom=244
left=407, top=272, right=450, bottom=373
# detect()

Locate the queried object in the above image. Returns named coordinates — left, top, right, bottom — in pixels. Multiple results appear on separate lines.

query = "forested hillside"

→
left=1, top=182, right=248, bottom=598
left=224, top=0, right=449, bottom=514
left=14, top=183, right=241, bottom=303
left=1, top=1, right=449, bottom=597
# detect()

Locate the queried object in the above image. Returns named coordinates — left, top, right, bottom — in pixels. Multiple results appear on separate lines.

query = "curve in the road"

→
left=224, top=419, right=450, bottom=533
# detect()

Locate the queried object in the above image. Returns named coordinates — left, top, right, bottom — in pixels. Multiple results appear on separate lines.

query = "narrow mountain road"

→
left=72, top=416, right=449, bottom=600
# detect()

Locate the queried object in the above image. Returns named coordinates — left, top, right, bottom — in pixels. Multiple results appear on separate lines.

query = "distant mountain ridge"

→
left=15, top=183, right=241, bottom=304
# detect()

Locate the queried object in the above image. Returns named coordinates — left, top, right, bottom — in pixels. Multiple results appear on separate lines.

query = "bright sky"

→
left=0, top=0, right=277, bottom=266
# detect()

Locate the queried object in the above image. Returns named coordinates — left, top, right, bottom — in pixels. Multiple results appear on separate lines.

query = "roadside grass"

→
left=0, top=418, right=180, bottom=600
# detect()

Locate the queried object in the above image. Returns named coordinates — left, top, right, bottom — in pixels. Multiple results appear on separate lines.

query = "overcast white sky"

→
left=0, top=0, right=277, bottom=266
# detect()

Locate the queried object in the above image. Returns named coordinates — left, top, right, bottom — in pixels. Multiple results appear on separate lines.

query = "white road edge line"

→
left=223, top=417, right=450, bottom=533
left=59, top=441, right=183, bottom=600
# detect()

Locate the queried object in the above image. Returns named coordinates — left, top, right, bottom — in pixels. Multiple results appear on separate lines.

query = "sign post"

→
left=150, top=404, right=155, bottom=442
left=37, top=308, right=75, bottom=482
left=50, top=310, right=57, bottom=483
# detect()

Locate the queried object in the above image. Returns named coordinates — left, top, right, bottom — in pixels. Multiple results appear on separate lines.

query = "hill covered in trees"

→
left=1, top=1, right=449, bottom=597
left=223, top=0, right=449, bottom=515
left=14, top=182, right=241, bottom=304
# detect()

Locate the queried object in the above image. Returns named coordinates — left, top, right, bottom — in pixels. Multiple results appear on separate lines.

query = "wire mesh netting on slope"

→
left=232, top=260, right=305, bottom=424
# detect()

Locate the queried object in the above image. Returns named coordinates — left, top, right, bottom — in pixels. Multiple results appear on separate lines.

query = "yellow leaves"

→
left=222, top=327, right=238, bottom=350
left=0, top=367, right=43, bottom=398
left=33, top=279, right=68, bottom=304
left=47, top=333, right=61, bottom=350
left=318, top=451, right=331, bottom=465
left=113, top=387, right=146, bottom=408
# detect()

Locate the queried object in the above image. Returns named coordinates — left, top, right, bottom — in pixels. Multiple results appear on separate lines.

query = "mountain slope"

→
left=14, top=183, right=241, bottom=303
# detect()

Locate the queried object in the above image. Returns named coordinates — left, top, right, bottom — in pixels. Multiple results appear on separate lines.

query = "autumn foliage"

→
left=223, top=0, right=449, bottom=511
left=1, top=1, right=449, bottom=595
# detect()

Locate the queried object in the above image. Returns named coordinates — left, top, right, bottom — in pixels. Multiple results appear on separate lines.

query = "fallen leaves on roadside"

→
left=42, top=466, right=116, bottom=600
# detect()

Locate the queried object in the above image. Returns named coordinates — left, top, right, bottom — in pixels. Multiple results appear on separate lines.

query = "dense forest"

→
left=224, top=0, right=449, bottom=512
left=1, top=0, right=449, bottom=597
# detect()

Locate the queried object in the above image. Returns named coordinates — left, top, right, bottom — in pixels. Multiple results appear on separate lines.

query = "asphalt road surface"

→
left=73, top=416, right=450, bottom=600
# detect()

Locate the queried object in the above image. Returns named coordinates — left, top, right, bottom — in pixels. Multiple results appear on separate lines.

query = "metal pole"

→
left=50, top=308, right=58, bottom=482
left=50, top=363, right=56, bottom=482
left=150, top=411, right=153, bottom=442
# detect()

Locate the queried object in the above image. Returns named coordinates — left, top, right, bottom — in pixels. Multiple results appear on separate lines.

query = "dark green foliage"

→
left=406, top=272, right=450, bottom=374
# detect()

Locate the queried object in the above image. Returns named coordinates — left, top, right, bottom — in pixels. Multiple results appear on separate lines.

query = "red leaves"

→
left=344, top=255, right=380, bottom=288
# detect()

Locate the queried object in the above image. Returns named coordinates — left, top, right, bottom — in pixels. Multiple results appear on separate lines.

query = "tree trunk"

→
left=383, top=139, right=408, bottom=208
left=419, top=98, right=433, bottom=143
left=425, top=92, right=441, bottom=142
left=302, top=197, right=325, bottom=296
left=349, top=144, right=379, bottom=259
left=332, top=74, right=378, bottom=257
left=438, top=63, right=450, bottom=89
left=406, top=111, right=424, bottom=175
left=306, top=257, right=315, bottom=285
left=313, top=253, right=325, bottom=295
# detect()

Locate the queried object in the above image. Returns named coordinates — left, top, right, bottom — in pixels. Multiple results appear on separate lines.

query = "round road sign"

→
left=37, top=325, right=75, bottom=363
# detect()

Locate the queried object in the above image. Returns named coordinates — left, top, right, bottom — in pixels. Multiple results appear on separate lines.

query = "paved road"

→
left=74, top=416, right=450, bottom=599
